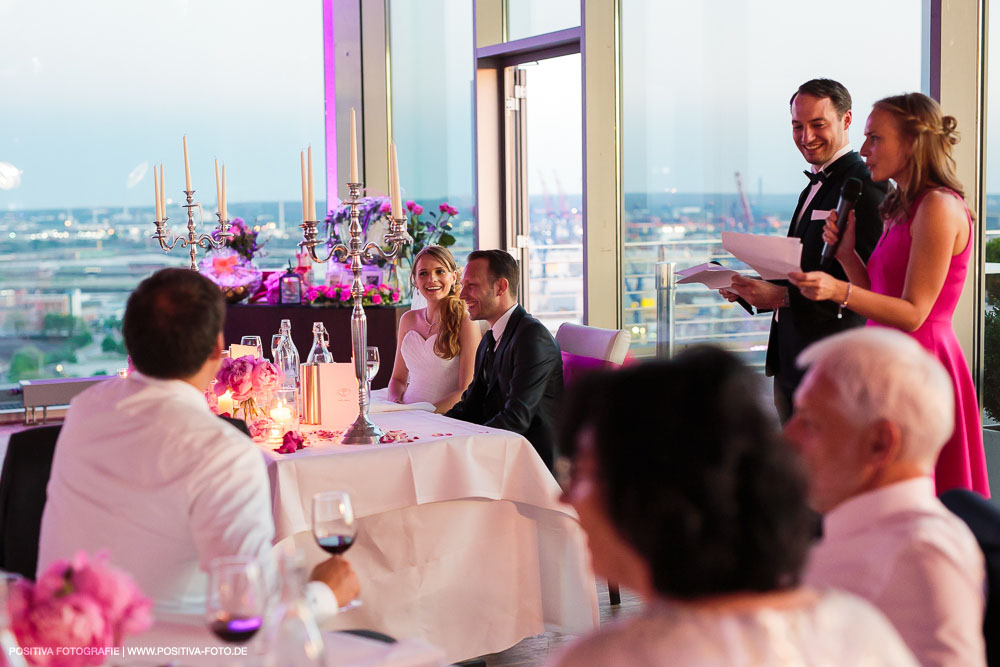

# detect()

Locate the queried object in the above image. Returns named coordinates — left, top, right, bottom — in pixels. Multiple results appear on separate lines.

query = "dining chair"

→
left=555, top=322, right=632, bottom=367
left=0, top=424, right=62, bottom=579
left=940, top=488, right=1000, bottom=666
left=554, top=322, right=631, bottom=606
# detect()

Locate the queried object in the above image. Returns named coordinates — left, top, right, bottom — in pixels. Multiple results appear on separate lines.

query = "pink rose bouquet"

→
left=302, top=283, right=401, bottom=308
left=9, top=551, right=152, bottom=667
left=212, top=356, right=278, bottom=420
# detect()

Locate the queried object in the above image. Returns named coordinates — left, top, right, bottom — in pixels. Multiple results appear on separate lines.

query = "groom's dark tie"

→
left=481, top=330, right=496, bottom=381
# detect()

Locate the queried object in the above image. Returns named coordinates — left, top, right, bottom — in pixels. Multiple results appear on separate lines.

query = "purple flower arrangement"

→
left=211, top=217, right=266, bottom=263
left=8, top=551, right=152, bottom=666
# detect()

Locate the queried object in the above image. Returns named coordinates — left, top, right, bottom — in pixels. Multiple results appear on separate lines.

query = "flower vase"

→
left=391, top=260, right=412, bottom=305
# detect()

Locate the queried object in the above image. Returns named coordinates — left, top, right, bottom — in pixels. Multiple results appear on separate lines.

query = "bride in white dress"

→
left=387, top=246, right=481, bottom=413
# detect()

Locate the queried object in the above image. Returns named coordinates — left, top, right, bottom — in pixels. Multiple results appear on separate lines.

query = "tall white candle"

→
left=307, top=145, right=316, bottom=221
left=349, top=108, right=359, bottom=183
left=153, top=164, right=161, bottom=222
left=160, top=163, right=165, bottom=219
left=215, top=159, right=222, bottom=219
left=300, top=151, right=308, bottom=221
left=390, top=143, right=403, bottom=219
left=183, top=136, right=192, bottom=192
left=221, top=164, right=228, bottom=222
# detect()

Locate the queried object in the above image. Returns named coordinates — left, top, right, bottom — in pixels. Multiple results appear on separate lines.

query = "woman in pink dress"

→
left=791, top=93, right=989, bottom=496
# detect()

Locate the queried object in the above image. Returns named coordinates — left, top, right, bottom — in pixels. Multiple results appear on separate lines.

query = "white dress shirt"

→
left=804, top=478, right=986, bottom=667
left=489, top=303, right=519, bottom=349
left=795, top=143, right=853, bottom=227
left=547, top=589, right=918, bottom=666
left=37, top=372, right=338, bottom=618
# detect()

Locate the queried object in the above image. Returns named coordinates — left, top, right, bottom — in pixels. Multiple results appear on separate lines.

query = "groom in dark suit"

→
left=445, top=249, right=562, bottom=469
left=725, top=79, right=886, bottom=421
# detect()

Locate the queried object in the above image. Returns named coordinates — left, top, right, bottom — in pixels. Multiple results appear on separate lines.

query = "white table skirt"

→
left=259, top=411, right=598, bottom=662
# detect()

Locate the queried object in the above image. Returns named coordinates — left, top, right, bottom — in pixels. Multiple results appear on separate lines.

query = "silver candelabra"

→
left=151, top=190, right=232, bottom=271
left=299, top=181, right=412, bottom=444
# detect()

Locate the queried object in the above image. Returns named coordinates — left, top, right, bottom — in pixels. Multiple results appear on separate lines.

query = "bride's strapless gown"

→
left=401, top=330, right=460, bottom=405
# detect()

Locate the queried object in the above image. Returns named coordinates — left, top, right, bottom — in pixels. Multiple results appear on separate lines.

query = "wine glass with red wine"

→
left=206, top=555, right=266, bottom=646
left=312, top=491, right=361, bottom=610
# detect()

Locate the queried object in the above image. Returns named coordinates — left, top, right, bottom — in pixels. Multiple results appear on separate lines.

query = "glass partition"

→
left=388, top=0, right=475, bottom=265
left=621, top=0, right=922, bottom=361
left=507, top=0, right=581, bottom=41
left=0, top=1, right=323, bottom=387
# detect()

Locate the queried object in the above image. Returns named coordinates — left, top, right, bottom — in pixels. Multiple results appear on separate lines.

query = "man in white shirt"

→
left=784, top=327, right=986, bottom=667
left=37, top=268, right=359, bottom=618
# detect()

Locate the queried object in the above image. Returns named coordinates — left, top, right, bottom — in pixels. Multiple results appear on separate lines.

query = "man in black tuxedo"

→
left=445, top=249, right=562, bottom=469
left=725, top=79, right=886, bottom=421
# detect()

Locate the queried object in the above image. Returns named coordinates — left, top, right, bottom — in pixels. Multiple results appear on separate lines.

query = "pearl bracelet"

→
left=837, top=282, right=852, bottom=320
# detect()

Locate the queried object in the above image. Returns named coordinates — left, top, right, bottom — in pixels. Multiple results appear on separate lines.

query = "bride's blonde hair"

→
left=411, top=245, right=466, bottom=360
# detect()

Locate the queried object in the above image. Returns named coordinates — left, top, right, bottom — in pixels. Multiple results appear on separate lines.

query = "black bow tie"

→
left=803, top=170, right=827, bottom=186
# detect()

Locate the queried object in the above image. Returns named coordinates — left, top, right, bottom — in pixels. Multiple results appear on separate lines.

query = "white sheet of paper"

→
left=318, top=362, right=360, bottom=429
left=676, top=263, right=741, bottom=289
left=229, top=344, right=258, bottom=360
left=721, top=232, right=802, bottom=280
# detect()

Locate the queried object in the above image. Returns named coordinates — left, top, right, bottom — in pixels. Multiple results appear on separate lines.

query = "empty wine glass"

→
left=206, top=555, right=266, bottom=646
left=271, top=333, right=287, bottom=363
left=312, top=491, right=361, bottom=611
left=365, top=346, right=380, bottom=383
left=241, top=335, right=263, bottom=359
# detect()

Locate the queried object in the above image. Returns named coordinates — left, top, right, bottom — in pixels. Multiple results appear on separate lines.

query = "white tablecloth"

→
left=259, top=411, right=598, bottom=662
left=121, top=614, right=446, bottom=667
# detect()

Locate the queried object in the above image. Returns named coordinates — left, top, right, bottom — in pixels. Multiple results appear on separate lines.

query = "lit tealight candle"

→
left=270, top=400, right=292, bottom=426
left=217, top=391, right=235, bottom=416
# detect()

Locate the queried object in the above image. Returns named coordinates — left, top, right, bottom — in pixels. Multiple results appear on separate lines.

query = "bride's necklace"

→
left=423, top=308, right=441, bottom=333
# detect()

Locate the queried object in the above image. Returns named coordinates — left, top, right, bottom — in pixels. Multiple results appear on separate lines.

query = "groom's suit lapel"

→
left=486, top=306, right=524, bottom=396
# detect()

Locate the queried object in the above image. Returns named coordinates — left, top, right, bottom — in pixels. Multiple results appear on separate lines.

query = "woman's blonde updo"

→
left=410, top=245, right=467, bottom=360
left=873, top=92, right=967, bottom=221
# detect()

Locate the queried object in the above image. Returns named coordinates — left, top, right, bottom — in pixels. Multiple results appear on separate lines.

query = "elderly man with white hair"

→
left=784, top=327, right=986, bottom=667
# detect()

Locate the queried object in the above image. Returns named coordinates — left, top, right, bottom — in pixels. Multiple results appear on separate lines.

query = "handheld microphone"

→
left=820, top=177, right=862, bottom=270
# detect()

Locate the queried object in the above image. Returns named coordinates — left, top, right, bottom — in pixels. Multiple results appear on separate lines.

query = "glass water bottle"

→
left=305, top=322, right=333, bottom=364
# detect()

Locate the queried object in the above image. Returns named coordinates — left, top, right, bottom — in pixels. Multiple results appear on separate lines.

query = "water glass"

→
left=365, top=346, right=380, bottom=382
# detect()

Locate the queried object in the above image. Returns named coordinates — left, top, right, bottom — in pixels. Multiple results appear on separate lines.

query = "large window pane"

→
left=622, top=0, right=922, bottom=362
left=389, top=0, right=475, bottom=263
left=507, top=0, right=580, bottom=41
left=983, top=3, right=1000, bottom=427
left=0, top=2, right=323, bottom=385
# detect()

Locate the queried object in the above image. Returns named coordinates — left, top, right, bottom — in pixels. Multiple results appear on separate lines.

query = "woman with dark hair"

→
left=790, top=93, right=989, bottom=496
left=549, top=348, right=916, bottom=666
left=386, top=245, right=481, bottom=412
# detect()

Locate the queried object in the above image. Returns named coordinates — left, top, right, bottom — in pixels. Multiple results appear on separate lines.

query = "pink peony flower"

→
left=214, top=357, right=233, bottom=396
left=447, top=205, right=459, bottom=216
left=372, top=294, right=382, bottom=305
left=227, top=356, right=256, bottom=401
left=405, top=200, right=415, bottom=212
left=11, top=552, right=152, bottom=666
left=379, top=202, right=392, bottom=214
left=251, top=359, right=279, bottom=393
left=412, top=204, right=423, bottom=215
left=439, top=203, right=449, bottom=213
left=340, top=289, right=351, bottom=302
